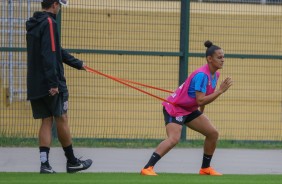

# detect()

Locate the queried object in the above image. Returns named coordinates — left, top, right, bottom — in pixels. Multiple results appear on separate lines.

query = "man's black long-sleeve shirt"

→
left=26, top=11, right=83, bottom=100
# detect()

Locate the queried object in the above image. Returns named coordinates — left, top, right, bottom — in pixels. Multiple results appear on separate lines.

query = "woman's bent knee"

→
left=206, top=130, right=219, bottom=140
left=168, top=137, right=180, bottom=147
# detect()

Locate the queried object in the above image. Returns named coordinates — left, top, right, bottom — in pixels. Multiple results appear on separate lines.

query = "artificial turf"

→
left=0, top=173, right=281, bottom=184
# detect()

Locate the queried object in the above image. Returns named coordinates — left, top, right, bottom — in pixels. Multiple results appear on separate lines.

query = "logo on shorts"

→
left=176, top=116, right=183, bottom=122
left=63, top=101, right=68, bottom=111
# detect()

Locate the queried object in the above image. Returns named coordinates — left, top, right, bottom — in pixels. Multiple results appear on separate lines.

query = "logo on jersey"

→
left=171, top=93, right=177, bottom=98
left=179, top=83, right=184, bottom=89
left=171, top=82, right=185, bottom=98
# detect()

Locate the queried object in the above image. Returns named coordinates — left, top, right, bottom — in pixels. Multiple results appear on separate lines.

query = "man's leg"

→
left=39, top=117, right=56, bottom=174
left=39, top=117, right=53, bottom=147
left=55, top=114, right=75, bottom=163
left=55, top=114, right=92, bottom=173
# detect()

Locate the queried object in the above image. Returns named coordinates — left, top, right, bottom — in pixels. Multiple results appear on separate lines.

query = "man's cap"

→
left=42, top=0, right=68, bottom=6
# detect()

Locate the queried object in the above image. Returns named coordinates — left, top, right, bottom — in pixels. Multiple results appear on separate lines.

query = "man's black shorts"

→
left=163, top=107, right=202, bottom=125
left=30, top=92, right=69, bottom=119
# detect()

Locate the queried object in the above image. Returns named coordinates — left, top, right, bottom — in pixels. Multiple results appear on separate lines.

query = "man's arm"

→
left=61, top=48, right=86, bottom=70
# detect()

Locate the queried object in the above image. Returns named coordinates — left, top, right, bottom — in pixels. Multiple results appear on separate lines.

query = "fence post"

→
left=57, top=10, right=62, bottom=37
left=8, top=0, right=14, bottom=105
left=179, top=0, right=190, bottom=141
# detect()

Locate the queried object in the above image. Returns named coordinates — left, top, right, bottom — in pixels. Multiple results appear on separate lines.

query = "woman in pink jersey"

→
left=141, top=40, right=233, bottom=176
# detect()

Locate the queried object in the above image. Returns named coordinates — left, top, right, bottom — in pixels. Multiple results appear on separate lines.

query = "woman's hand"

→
left=218, top=77, right=233, bottom=94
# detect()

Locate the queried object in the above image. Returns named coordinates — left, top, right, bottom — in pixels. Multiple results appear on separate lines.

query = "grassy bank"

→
left=1, top=136, right=282, bottom=149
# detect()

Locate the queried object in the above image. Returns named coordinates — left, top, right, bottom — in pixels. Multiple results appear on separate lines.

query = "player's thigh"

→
left=185, top=114, right=217, bottom=137
left=163, top=107, right=183, bottom=139
left=165, top=123, right=182, bottom=141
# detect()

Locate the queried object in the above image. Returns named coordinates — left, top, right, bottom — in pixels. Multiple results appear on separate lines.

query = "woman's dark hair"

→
left=41, top=0, right=58, bottom=9
left=204, top=40, right=221, bottom=57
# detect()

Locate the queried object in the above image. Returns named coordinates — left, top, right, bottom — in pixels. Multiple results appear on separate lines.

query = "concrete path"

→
left=0, top=148, right=281, bottom=174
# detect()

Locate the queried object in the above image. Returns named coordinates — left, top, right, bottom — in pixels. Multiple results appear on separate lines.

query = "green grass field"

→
left=0, top=173, right=281, bottom=184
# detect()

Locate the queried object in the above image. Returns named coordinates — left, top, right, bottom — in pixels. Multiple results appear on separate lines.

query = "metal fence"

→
left=193, top=0, right=282, bottom=4
left=1, top=0, right=282, bottom=141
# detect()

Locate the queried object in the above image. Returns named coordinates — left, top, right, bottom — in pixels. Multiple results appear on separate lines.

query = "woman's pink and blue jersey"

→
left=162, top=64, right=220, bottom=117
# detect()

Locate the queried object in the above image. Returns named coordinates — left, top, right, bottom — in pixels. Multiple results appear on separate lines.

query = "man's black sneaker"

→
left=40, top=163, right=56, bottom=174
left=66, top=159, right=93, bottom=173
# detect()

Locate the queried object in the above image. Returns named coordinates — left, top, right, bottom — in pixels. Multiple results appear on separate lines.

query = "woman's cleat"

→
left=140, top=166, right=158, bottom=176
left=199, top=167, right=222, bottom=176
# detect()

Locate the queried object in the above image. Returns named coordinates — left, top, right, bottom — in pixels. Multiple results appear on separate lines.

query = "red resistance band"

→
left=84, top=66, right=176, bottom=105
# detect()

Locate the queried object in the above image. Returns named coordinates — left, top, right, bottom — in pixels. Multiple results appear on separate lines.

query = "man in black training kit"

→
left=26, top=0, right=92, bottom=173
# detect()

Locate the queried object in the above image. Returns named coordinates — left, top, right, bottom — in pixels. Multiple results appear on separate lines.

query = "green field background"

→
left=1, top=173, right=282, bottom=184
